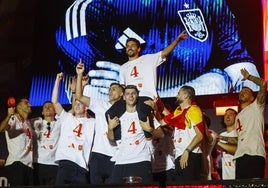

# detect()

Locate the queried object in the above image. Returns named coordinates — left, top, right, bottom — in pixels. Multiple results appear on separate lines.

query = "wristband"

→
left=185, top=148, right=191, bottom=153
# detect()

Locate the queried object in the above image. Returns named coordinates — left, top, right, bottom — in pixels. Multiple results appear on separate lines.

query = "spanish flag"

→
left=163, top=102, right=204, bottom=136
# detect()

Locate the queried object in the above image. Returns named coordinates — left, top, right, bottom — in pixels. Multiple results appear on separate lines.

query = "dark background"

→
left=0, top=0, right=35, bottom=111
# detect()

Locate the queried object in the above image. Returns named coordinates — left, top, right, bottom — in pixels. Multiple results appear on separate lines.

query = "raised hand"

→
left=76, top=59, right=85, bottom=75
left=56, top=72, right=64, bottom=82
left=177, top=30, right=188, bottom=41
left=7, top=107, right=15, bottom=118
left=240, top=68, right=250, bottom=81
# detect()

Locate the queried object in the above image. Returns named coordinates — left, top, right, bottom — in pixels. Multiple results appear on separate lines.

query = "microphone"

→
left=7, top=97, right=16, bottom=120
left=7, top=97, right=16, bottom=108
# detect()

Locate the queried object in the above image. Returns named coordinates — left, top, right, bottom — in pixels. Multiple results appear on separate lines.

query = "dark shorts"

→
left=89, top=152, right=115, bottom=184
left=55, top=160, right=90, bottom=185
left=5, top=161, right=33, bottom=186
left=174, top=152, right=202, bottom=181
left=153, top=169, right=176, bottom=188
left=33, top=163, right=58, bottom=185
left=236, top=154, right=265, bottom=179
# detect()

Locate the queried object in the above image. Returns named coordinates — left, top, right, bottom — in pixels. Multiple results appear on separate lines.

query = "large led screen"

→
left=29, top=0, right=264, bottom=106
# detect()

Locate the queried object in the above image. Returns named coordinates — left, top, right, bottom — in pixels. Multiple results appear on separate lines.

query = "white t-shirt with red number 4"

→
left=34, top=118, right=61, bottom=165
left=55, top=110, right=95, bottom=171
left=119, top=52, right=165, bottom=99
left=5, top=116, right=34, bottom=168
left=111, top=111, right=151, bottom=165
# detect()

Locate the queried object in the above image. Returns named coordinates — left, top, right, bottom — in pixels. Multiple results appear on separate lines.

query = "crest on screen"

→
left=178, top=9, right=208, bottom=42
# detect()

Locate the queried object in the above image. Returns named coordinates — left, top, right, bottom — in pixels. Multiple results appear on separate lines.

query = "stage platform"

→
left=1, top=178, right=268, bottom=188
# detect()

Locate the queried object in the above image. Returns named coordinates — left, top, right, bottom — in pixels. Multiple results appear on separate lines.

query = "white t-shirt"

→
left=173, top=125, right=202, bottom=159
left=5, top=116, right=33, bottom=168
left=220, top=130, right=237, bottom=180
left=88, top=99, right=117, bottom=157
left=111, top=111, right=151, bottom=165
left=151, top=119, right=175, bottom=173
left=119, top=52, right=165, bottom=99
left=55, top=110, right=95, bottom=171
left=234, top=99, right=266, bottom=159
left=34, top=118, right=61, bottom=165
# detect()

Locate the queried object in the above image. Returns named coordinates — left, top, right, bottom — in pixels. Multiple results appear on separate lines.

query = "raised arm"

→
left=76, top=61, right=90, bottom=106
left=161, top=30, right=188, bottom=59
left=51, top=72, right=64, bottom=115
left=68, top=76, right=77, bottom=114
left=241, top=68, right=267, bottom=105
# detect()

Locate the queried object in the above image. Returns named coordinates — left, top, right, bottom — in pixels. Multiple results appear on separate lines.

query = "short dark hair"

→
left=14, top=97, right=28, bottom=112
left=15, top=97, right=26, bottom=106
left=241, top=86, right=254, bottom=95
left=110, top=82, right=124, bottom=92
left=124, top=85, right=139, bottom=94
left=225, top=108, right=238, bottom=115
left=126, top=38, right=141, bottom=47
left=42, top=100, right=52, bottom=106
left=181, top=85, right=196, bottom=101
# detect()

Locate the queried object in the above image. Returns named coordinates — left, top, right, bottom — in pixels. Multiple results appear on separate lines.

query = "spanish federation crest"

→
left=178, top=8, right=208, bottom=42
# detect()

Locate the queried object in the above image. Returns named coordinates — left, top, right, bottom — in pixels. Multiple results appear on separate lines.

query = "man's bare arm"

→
left=161, top=30, right=188, bottom=59
left=218, top=135, right=238, bottom=145
left=241, top=68, right=267, bottom=105
left=217, top=142, right=237, bottom=155
left=248, top=75, right=267, bottom=105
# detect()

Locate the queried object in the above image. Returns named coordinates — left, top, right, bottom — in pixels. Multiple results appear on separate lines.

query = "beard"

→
left=238, top=95, right=247, bottom=104
left=127, top=50, right=136, bottom=58
left=175, top=98, right=183, bottom=106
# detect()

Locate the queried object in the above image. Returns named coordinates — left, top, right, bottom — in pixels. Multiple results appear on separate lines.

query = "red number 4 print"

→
left=73, top=123, right=83, bottom=137
left=130, top=66, right=139, bottom=77
left=128, top=121, right=137, bottom=134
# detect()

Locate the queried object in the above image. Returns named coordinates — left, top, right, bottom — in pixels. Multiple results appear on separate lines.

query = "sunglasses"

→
left=47, top=122, right=51, bottom=131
